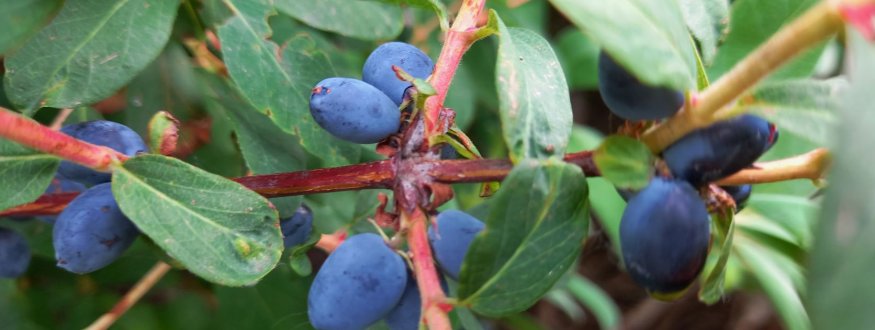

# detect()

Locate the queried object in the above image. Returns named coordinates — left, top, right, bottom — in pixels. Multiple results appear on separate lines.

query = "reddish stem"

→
left=404, top=209, right=452, bottom=329
left=423, top=0, right=486, bottom=138
left=0, top=108, right=126, bottom=170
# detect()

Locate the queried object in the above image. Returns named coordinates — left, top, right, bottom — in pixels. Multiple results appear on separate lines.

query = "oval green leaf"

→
left=678, top=0, right=729, bottom=64
left=3, top=0, right=178, bottom=114
left=548, top=0, right=696, bottom=91
left=275, top=0, right=402, bottom=41
left=0, top=139, right=59, bottom=212
left=494, top=14, right=573, bottom=162
left=458, top=159, right=589, bottom=316
left=112, top=154, right=282, bottom=286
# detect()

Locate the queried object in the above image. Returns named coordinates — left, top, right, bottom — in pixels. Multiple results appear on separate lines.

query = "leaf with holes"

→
left=494, top=13, right=572, bottom=162
left=112, top=154, right=281, bottom=286
left=3, top=0, right=178, bottom=114
left=458, top=159, right=589, bottom=316
left=0, top=139, right=59, bottom=212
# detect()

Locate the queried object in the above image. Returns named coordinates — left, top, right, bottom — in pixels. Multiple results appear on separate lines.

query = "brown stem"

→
left=85, top=262, right=172, bottom=330
left=716, top=148, right=831, bottom=185
left=0, top=108, right=126, bottom=170
left=403, top=209, right=452, bottom=329
left=641, top=1, right=844, bottom=152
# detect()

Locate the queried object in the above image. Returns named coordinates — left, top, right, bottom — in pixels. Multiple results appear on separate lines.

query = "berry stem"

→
left=641, top=0, right=845, bottom=152
left=423, top=0, right=486, bottom=138
left=403, top=208, right=452, bottom=330
left=715, top=148, right=831, bottom=185
left=84, top=261, right=172, bottom=330
left=0, top=107, right=127, bottom=170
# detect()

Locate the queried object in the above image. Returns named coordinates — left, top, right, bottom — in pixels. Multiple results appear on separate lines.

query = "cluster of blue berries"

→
left=598, top=51, right=779, bottom=297
left=307, top=210, right=484, bottom=330
left=309, top=42, right=434, bottom=144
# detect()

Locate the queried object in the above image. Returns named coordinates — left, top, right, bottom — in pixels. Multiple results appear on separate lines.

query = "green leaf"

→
left=218, top=0, right=359, bottom=167
left=274, top=0, right=402, bottom=40
left=118, top=42, right=199, bottom=136
left=0, top=139, right=59, bottom=211
left=214, top=266, right=312, bottom=329
left=112, top=154, right=282, bottom=286
left=373, top=0, right=449, bottom=31
left=698, top=210, right=735, bottom=304
left=740, top=78, right=845, bottom=146
left=678, top=0, right=729, bottom=64
left=199, top=73, right=306, bottom=216
left=553, top=28, right=600, bottom=90
left=3, top=0, right=179, bottom=114
left=708, top=0, right=821, bottom=80
left=593, top=136, right=653, bottom=190
left=0, top=0, right=63, bottom=55
left=735, top=239, right=810, bottom=330
left=808, top=30, right=875, bottom=330
left=548, top=0, right=697, bottom=91
left=494, top=14, right=573, bottom=162
left=458, top=159, right=589, bottom=316
left=566, top=275, right=621, bottom=330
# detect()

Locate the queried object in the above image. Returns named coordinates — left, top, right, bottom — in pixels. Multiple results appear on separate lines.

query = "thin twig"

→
left=49, top=108, right=74, bottom=130
left=85, top=262, right=173, bottom=330
left=642, top=1, right=844, bottom=152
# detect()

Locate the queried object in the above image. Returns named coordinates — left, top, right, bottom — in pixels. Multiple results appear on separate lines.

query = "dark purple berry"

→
left=309, top=78, right=401, bottom=144
left=363, top=42, right=434, bottom=105
left=597, top=51, right=684, bottom=120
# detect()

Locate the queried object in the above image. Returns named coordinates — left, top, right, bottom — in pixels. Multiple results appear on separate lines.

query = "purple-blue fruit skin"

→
left=53, top=183, right=139, bottom=274
left=362, top=42, right=434, bottom=105
left=58, top=121, right=147, bottom=185
left=309, top=78, right=401, bottom=144
left=0, top=227, right=31, bottom=278
left=427, top=210, right=485, bottom=280
left=280, top=204, right=313, bottom=248
left=385, top=273, right=448, bottom=330
left=663, top=114, right=777, bottom=187
left=308, top=233, right=407, bottom=330
left=37, top=175, right=87, bottom=224
left=620, top=178, right=710, bottom=295
left=597, top=51, right=684, bottom=120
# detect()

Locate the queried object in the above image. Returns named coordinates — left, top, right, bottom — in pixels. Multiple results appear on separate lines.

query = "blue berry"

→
left=308, top=233, right=407, bottom=330
left=427, top=210, right=485, bottom=280
left=385, top=272, right=448, bottom=330
left=721, top=184, right=753, bottom=212
left=0, top=227, right=31, bottom=278
left=53, top=183, right=139, bottom=274
left=362, top=42, right=434, bottom=105
left=37, top=175, right=87, bottom=224
left=58, top=121, right=147, bottom=185
left=620, top=178, right=710, bottom=296
left=597, top=51, right=684, bottom=120
left=663, top=114, right=778, bottom=187
left=309, top=78, right=401, bottom=144
left=280, top=204, right=313, bottom=248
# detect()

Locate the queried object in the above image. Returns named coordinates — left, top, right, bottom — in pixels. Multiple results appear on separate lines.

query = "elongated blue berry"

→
left=428, top=210, right=485, bottom=280
left=308, top=233, right=407, bottom=330
left=281, top=204, right=313, bottom=248
left=663, top=114, right=778, bottom=186
left=53, top=183, right=139, bottom=274
left=309, top=78, right=401, bottom=144
left=363, top=42, right=434, bottom=105
left=59, top=121, right=147, bottom=185
left=597, top=51, right=685, bottom=120
left=620, top=178, right=710, bottom=297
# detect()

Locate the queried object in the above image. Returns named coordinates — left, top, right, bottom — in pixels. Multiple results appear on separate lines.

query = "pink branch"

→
left=0, top=108, right=126, bottom=170
left=423, top=0, right=486, bottom=138
left=405, top=209, right=452, bottom=329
